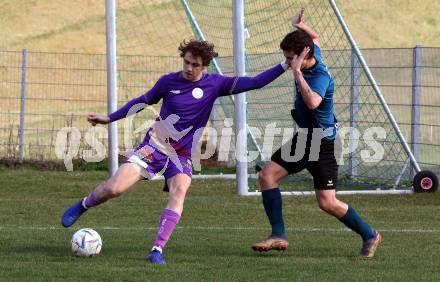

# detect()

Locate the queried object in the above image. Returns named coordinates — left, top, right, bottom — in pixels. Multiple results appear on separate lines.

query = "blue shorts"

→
left=126, top=144, right=192, bottom=192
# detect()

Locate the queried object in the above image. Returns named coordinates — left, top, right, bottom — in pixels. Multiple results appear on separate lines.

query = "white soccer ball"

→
left=71, top=228, right=102, bottom=257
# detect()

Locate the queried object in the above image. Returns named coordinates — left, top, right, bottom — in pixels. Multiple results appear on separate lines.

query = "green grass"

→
left=1, top=167, right=440, bottom=281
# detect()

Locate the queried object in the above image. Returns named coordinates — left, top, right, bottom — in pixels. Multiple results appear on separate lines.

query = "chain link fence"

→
left=0, top=47, right=439, bottom=174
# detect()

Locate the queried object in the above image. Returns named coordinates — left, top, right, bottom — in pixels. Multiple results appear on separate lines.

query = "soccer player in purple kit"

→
left=251, top=8, right=382, bottom=259
left=61, top=39, right=290, bottom=265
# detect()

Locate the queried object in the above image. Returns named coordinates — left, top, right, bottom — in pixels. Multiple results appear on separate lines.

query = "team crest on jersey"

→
left=192, top=87, right=204, bottom=99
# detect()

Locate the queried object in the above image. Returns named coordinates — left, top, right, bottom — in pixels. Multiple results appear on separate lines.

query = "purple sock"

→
left=153, top=209, right=181, bottom=250
left=82, top=192, right=102, bottom=209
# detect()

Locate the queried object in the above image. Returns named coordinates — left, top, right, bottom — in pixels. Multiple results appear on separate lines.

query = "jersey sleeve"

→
left=306, top=72, right=330, bottom=98
left=216, top=75, right=239, bottom=97
left=217, top=64, right=285, bottom=96
left=313, top=44, right=322, bottom=61
left=306, top=45, right=330, bottom=98
left=143, top=75, right=166, bottom=104
left=108, top=75, right=166, bottom=122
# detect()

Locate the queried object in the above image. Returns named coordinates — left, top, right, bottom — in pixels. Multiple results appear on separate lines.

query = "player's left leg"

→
left=310, top=137, right=381, bottom=258
left=314, top=189, right=381, bottom=258
left=148, top=157, right=193, bottom=265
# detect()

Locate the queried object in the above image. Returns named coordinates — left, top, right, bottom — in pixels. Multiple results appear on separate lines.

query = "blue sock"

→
left=339, top=205, right=376, bottom=241
left=262, top=188, right=285, bottom=237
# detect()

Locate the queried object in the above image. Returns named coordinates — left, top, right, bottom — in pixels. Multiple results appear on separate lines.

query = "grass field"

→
left=1, top=167, right=440, bottom=281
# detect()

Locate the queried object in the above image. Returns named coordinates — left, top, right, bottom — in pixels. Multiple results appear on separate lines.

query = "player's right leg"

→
left=252, top=161, right=289, bottom=252
left=252, top=133, right=308, bottom=252
left=61, top=163, right=144, bottom=228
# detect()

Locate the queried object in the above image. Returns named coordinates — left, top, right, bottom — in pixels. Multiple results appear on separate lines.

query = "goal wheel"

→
left=413, top=171, right=438, bottom=193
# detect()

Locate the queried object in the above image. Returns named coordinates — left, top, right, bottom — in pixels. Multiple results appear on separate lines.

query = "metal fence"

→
left=0, top=47, right=439, bottom=172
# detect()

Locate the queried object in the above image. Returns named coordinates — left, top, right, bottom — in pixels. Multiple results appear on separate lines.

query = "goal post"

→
left=105, top=0, right=118, bottom=177
left=108, top=0, right=437, bottom=195
left=232, top=0, right=248, bottom=196
left=179, top=0, right=423, bottom=194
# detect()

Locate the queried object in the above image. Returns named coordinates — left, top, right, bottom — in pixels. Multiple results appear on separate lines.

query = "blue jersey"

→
left=294, top=44, right=337, bottom=141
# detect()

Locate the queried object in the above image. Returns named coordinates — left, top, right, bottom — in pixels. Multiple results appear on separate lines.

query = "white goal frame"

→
left=106, top=0, right=421, bottom=196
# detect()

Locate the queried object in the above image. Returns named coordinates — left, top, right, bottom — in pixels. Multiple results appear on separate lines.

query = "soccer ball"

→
left=71, top=228, right=102, bottom=257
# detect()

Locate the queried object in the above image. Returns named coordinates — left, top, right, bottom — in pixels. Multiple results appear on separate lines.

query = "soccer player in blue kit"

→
left=251, top=8, right=381, bottom=259
left=61, top=39, right=290, bottom=265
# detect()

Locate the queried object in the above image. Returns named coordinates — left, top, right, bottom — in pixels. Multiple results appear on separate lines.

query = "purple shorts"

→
left=126, top=144, right=192, bottom=192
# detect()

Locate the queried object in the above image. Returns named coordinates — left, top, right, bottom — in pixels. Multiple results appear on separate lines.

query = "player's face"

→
left=283, top=50, right=296, bottom=68
left=182, top=52, right=204, bottom=82
left=283, top=49, right=311, bottom=69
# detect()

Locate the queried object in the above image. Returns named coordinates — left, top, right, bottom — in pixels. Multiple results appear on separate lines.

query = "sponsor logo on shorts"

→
left=135, top=146, right=154, bottom=162
left=326, top=179, right=334, bottom=187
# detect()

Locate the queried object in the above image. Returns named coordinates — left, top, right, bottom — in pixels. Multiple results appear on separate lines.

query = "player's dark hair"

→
left=280, top=30, right=314, bottom=58
left=179, top=39, right=218, bottom=66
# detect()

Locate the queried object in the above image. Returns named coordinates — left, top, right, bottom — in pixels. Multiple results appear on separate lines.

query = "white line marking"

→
left=0, top=226, right=439, bottom=233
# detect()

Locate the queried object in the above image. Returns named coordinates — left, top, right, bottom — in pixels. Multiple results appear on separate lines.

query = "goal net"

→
left=114, top=0, right=417, bottom=194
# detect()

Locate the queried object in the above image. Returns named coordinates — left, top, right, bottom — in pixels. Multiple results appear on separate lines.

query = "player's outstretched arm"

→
left=101, top=76, right=165, bottom=123
left=87, top=113, right=110, bottom=126
left=89, top=94, right=150, bottom=125
left=105, top=95, right=149, bottom=123
left=292, top=8, right=319, bottom=47
left=230, top=62, right=288, bottom=95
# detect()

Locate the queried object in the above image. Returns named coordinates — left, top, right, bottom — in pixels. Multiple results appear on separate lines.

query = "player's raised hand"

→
left=291, top=7, right=305, bottom=29
left=291, top=47, right=310, bottom=73
left=87, top=114, right=110, bottom=126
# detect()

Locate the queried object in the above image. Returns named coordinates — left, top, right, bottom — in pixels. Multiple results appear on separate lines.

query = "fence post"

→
left=411, top=45, right=422, bottom=177
left=18, top=49, right=27, bottom=163
left=349, top=48, right=360, bottom=178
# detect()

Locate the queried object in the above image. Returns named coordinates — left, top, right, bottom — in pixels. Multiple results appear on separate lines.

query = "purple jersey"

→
left=110, top=64, right=286, bottom=158
left=144, top=71, right=241, bottom=157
